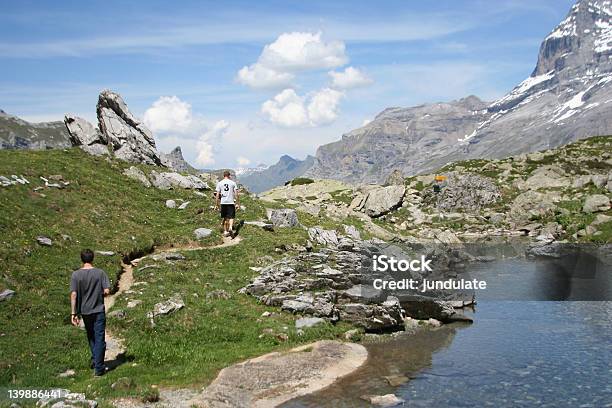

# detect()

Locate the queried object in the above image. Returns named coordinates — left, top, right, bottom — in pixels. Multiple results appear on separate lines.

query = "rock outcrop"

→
left=96, top=90, right=162, bottom=165
left=64, top=114, right=109, bottom=156
left=149, top=170, right=209, bottom=190
left=350, top=185, right=406, bottom=217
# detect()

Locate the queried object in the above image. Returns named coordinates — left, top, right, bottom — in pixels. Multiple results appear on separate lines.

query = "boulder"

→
left=266, top=208, right=299, bottom=227
left=343, top=224, right=361, bottom=240
left=308, top=227, right=339, bottom=246
left=384, top=169, right=405, bottom=186
left=64, top=114, right=109, bottom=156
left=521, top=165, right=570, bottom=190
left=97, top=90, right=161, bottom=165
left=433, top=172, right=500, bottom=212
left=337, top=297, right=404, bottom=331
left=122, top=166, right=151, bottom=187
left=583, top=194, right=611, bottom=213
left=194, top=228, right=212, bottom=239
left=149, top=170, right=209, bottom=190
left=353, top=185, right=406, bottom=217
left=509, top=190, right=558, bottom=222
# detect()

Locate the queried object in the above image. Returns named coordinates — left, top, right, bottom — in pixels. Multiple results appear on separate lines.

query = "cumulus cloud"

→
left=236, top=156, right=251, bottom=166
left=261, top=89, right=308, bottom=127
left=329, top=66, right=373, bottom=89
left=195, top=120, right=230, bottom=167
left=307, top=88, right=344, bottom=125
left=261, top=87, right=343, bottom=128
left=237, top=31, right=348, bottom=89
left=236, top=64, right=294, bottom=89
left=143, top=96, right=192, bottom=132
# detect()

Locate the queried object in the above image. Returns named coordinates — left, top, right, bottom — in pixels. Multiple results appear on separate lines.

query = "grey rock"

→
left=343, top=224, right=361, bottom=240
left=194, top=228, right=212, bottom=239
left=266, top=208, right=299, bottom=227
left=64, top=115, right=105, bottom=147
left=431, top=172, right=500, bottom=212
left=165, top=199, right=177, bottom=209
left=360, top=394, right=405, bottom=407
left=583, top=194, right=611, bottom=213
left=36, top=236, right=52, bottom=246
left=150, top=170, right=209, bottom=190
left=0, top=289, right=15, bottom=302
left=80, top=143, right=109, bottom=156
left=308, top=227, right=339, bottom=246
left=178, top=201, right=190, bottom=210
left=58, top=369, right=76, bottom=378
left=97, top=90, right=161, bottom=165
left=206, top=289, right=231, bottom=300
left=95, top=251, right=115, bottom=256
left=295, top=317, right=326, bottom=329
left=384, top=169, right=405, bottom=186
left=122, top=166, right=151, bottom=187
left=352, top=185, right=405, bottom=217
left=147, top=294, right=184, bottom=322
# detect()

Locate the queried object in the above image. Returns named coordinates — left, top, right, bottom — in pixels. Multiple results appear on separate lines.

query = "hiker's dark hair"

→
left=81, top=249, right=94, bottom=264
left=223, top=170, right=231, bottom=177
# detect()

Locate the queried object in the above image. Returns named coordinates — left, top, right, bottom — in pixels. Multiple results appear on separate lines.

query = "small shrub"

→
left=290, top=177, right=315, bottom=186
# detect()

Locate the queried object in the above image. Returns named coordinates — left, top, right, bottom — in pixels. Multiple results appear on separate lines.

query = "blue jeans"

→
left=82, top=312, right=106, bottom=374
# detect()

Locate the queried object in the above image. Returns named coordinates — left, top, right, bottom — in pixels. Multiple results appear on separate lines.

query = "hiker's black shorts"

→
left=220, top=204, right=236, bottom=219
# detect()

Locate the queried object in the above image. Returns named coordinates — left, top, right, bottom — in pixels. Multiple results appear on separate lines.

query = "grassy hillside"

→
left=0, top=149, right=349, bottom=406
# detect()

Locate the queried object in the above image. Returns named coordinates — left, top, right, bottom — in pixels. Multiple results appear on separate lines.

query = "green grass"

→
left=0, top=148, right=352, bottom=405
left=287, top=177, right=314, bottom=186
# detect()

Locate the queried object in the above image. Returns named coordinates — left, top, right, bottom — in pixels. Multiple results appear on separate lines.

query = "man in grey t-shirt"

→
left=70, top=249, right=110, bottom=376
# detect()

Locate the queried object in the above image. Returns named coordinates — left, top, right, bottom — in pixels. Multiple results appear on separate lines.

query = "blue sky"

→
left=0, top=0, right=575, bottom=168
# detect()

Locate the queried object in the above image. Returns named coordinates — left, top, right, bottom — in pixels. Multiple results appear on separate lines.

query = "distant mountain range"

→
left=238, top=155, right=314, bottom=193
left=0, top=110, right=70, bottom=150
left=305, top=0, right=612, bottom=183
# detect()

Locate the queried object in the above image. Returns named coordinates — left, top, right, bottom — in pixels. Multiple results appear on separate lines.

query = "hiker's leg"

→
left=83, top=314, right=95, bottom=366
left=92, top=312, right=107, bottom=374
left=228, top=218, right=234, bottom=232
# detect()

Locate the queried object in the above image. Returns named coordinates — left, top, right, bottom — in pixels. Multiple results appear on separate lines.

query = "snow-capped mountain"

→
left=306, top=0, right=612, bottom=184
left=234, top=163, right=269, bottom=177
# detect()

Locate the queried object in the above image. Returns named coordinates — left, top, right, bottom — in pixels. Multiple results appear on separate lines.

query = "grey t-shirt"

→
left=216, top=179, right=238, bottom=205
left=70, top=267, right=110, bottom=315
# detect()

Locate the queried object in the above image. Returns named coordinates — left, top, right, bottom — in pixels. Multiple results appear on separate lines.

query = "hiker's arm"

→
left=70, top=291, right=79, bottom=326
left=235, top=189, right=240, bottom=208
left=103, top=273, right=111, bottom=296
left=103, top=288, right=110, bottom=296
left=215, top=193, right=220, bottom=209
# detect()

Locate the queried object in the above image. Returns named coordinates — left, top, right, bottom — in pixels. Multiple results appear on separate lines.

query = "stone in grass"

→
left=58, top=369, right=76, bottom=378
left=36, top=236, right=53, bottom=246
left=95, top=250, right=115, bottom=256
left=206, top=289, right=231, bottom=300
left=360, top=393, right=405, bottom=407
left=583, top=194, right=611, bottom=213
left=147, top=294, right=184, bottom=324
left=295, top=317, right=326, bottom=329
left=178, top=201, right=190, bottom=210
left=194, top=228, right=212, bottom=239
left=0, top=289, right=15, bottom=302
left=165, top=199, right=177, bottom=209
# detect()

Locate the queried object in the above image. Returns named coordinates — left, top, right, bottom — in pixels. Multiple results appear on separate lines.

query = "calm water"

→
left=284, top=257, right=612, bottom=407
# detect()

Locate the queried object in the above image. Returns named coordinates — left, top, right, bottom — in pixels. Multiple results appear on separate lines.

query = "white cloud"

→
left=143, top=96, right=192, bottom=133
left=237, top=156, right=251, bottom=166
left=329, top=66, right=373, bottom=89
left=261, top=87, right=343, bottom=127
left=236, top=31, right=348, bottom=89
left=261, top=89, right=308, bottom=127
left=195, top=120, right=230, bottom=167
left=236, top=64, right=294, bottom=89
left=307, top=88, right=344, bottom=125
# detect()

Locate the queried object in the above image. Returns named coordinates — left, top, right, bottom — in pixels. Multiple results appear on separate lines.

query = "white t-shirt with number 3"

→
left=216, top=179, right=238, bottom=205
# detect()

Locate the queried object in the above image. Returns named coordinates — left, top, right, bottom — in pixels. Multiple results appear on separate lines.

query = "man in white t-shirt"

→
left=215, top=170, right=240, bottom=237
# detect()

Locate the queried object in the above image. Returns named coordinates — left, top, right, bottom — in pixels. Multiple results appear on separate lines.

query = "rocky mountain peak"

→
left=533, top=0, right=612, bottom=77
left=160, top=146, right=197, bottom=173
